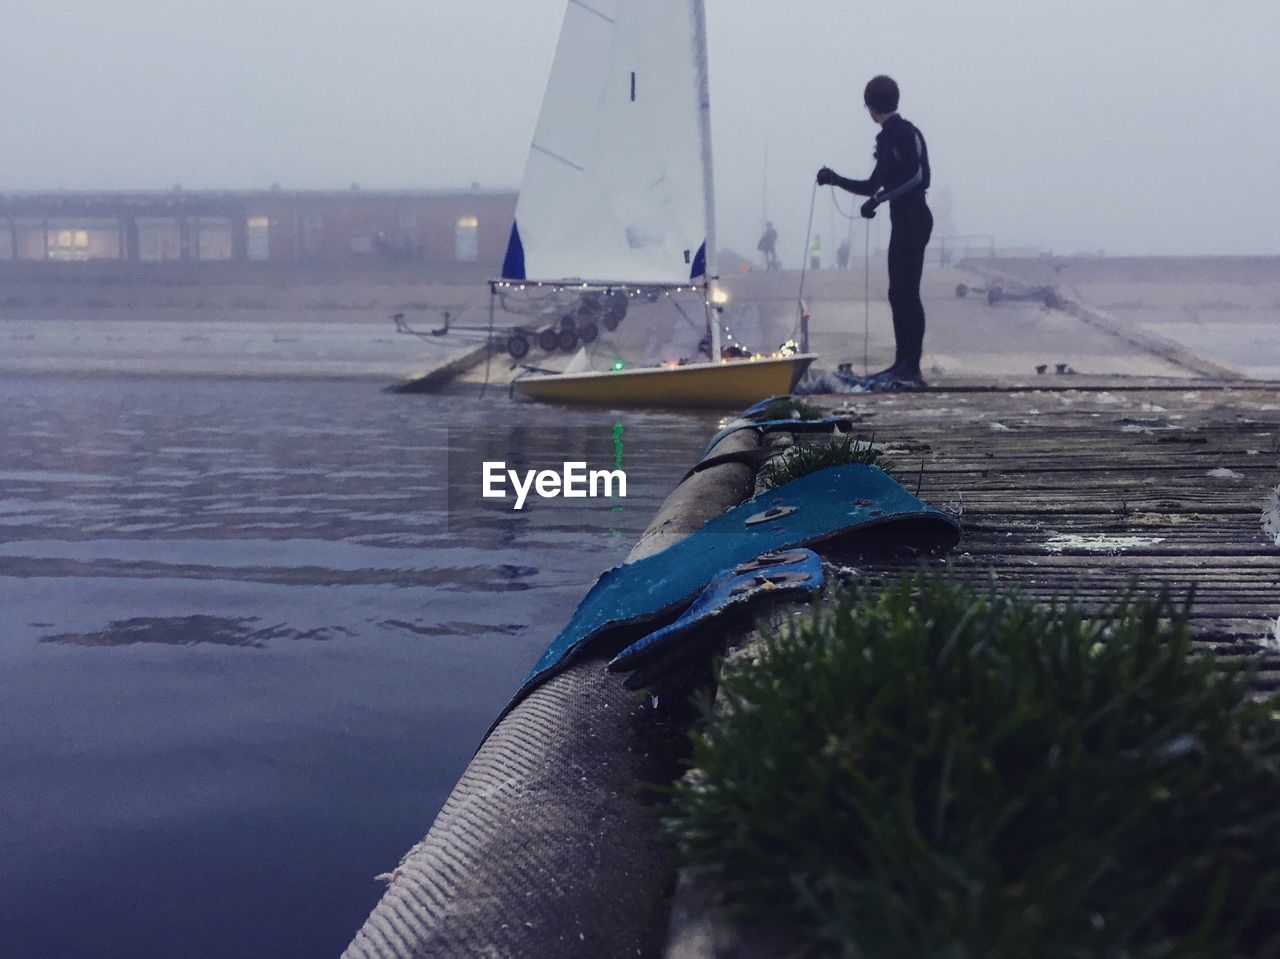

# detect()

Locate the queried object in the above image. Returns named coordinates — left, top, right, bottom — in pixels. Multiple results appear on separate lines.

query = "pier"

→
left=346, top=369, right=1280, bottom=957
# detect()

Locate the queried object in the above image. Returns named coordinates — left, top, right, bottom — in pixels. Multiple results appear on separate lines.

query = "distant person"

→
left=818, top=74, right=932, bottom=389
left=757, top=221, right=779, bottom=269
left=837, top=237, right=850, bottom=270
left=810, top=234, right=821, bottom=270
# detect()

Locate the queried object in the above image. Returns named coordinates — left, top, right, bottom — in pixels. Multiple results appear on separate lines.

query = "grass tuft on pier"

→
left=758, top=435, right=892, bottom=490
left=665, top=574, right=1280, bottom=957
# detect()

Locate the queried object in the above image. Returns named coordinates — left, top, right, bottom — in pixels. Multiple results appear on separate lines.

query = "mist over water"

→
left=0, top=374, right=717, bottom=958
left=3, top=1, right=1277, bottom=257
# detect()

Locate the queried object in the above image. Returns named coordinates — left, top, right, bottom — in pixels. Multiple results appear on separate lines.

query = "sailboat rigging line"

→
left=530, top=143, right=585, bottom=173
left=824, top=186, right=872, bottom=375
left=568, top=0, right=615, bottom=24
left=792, top=179, right=819, bottom=341
left=864, top=219, right=871, bottom=377
left=670, top=298, right=702, bottom=331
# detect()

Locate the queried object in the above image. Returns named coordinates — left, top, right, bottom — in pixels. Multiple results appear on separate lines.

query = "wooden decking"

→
left=807, top=377, right=1280, bottom=691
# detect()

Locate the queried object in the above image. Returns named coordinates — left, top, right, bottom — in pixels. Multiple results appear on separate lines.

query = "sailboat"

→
left=495, top=0, right=817, bottom=408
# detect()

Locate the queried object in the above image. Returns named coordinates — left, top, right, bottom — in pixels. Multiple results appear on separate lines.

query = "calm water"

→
left=0, top=374, right=718, bottom=958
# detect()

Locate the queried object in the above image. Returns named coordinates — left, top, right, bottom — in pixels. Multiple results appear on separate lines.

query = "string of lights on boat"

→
left=489, top=279, right=800, bottom=365
left=490, top=279, right=726, bottom=303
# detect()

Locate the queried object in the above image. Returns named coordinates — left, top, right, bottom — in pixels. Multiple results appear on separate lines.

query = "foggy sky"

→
left=3, top=0, right=1278, bottom=259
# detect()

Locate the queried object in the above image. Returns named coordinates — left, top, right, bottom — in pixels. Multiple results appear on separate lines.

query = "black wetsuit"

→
left=830, top=114, right=932, bottom=373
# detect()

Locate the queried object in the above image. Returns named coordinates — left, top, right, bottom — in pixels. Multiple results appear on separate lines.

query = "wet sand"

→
left=3, top=256, right=1273, bottom=387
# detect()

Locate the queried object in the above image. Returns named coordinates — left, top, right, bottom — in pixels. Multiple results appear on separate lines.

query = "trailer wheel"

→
left=558, top=328, right=580, bottom=352
left=579, top=321, right=599, bottom=344
left=602, top=314, right=620, bottom=332
left=507, top=334, right=530, bottom=359
left=987, top=286, right=1003, bottom=305
left=538, top=327, right=559, bottom=352
left=955, top=283, right=969, bottom=298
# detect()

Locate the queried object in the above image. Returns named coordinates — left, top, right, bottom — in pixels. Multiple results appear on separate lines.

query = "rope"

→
left=829, top=187, right=860, bottom=222
left=792, top=179, right=818, bottom=341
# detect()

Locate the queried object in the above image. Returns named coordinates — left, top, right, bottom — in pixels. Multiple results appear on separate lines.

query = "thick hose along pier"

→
left=343, top=428, right=762, bottom=958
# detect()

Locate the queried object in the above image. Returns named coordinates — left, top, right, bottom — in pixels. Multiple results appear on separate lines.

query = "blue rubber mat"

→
left=608, top=548, right=824, bottom=688
left=502, top=464, right=960, bottom=714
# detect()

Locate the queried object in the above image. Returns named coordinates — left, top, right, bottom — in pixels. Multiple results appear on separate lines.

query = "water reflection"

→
left=41, top=614, right=354, bottom=648
left=0, top=373, right=720, bottom=959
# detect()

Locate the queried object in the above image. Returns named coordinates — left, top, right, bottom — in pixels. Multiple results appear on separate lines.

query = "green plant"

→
left=665, top=574, right=1280, bottom=958
left=758, top=436, right=893, bottom=490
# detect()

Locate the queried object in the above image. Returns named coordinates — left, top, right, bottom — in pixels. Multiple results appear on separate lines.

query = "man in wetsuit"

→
left=817, top=74, right=932, bottom=389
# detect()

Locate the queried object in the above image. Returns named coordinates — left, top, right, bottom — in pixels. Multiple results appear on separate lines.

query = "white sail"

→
left=502, top=0, right=713, bottom=286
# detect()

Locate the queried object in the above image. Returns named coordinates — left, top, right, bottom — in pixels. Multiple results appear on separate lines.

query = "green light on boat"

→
left=611, top=359, right=625, bottom=372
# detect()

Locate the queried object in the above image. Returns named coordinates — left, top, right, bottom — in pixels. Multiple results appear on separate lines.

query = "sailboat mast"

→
left=691, top=0, right=720, bottom=360
left=762, top=141, right=769, bottom=226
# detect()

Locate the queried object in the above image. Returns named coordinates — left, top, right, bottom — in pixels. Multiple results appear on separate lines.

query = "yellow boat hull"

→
left=513, top=354, right=818, bottom=409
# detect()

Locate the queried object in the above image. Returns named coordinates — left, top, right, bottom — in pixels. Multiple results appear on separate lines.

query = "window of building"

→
left=398, top=208, right=418, bottom=256
left=48, top=227, right=91, bottom=261
left=247, top=216, right=270, bottom=261
left=139, top=219, right=180, bottom=261
left=301, top=215, right=323, bottom=258
left=195, top=218, right=233, bottom=261
left=16, top=223, right=45, bottom=260
left=58, top=230, right=88, bottom=249
left=455, top=215, right=478, bottom=262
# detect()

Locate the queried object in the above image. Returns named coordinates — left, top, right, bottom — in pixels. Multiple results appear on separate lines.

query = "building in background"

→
left=0, top=188, right=516, bottom=271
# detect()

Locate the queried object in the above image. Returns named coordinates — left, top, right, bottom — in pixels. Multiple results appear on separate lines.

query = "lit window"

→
left=455, top=215, right=478, bottom=261
left=48, top=225, right=96, bottom=259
